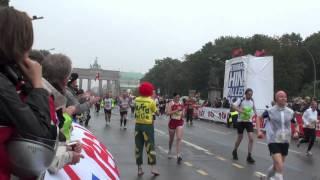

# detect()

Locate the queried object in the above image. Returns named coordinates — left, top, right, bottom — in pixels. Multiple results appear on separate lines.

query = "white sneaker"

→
left=306, top=151, right=312, bottom=156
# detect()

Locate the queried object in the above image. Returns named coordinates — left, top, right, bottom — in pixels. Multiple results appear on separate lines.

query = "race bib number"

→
left=122, top=103, right=128, bottom=109
left=275, top=129, right=291, bottom=143
left=105, top=104, right=111, bottom=109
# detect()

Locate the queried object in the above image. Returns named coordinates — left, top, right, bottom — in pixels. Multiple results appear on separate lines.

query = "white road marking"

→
left=182, top=139, right=210, bottom=152
left=257, top=141, right=267, bottom=145
left=184, top=162, right=193, bottom=167
left=232, top=163, right=244, bottom=169
left=216, top=156, right=226, bottom=161
left=155, top=128, right=210, bottom=152
left=196, top=169, right=208, bottom=176
left=157, top=145, right=168, bottom=154
left=205, top=151, right=214, bottom=155
left=255, top=171, right=266, bottom=177
left=155, top=129, right=166, bottom=136
left=288, top=149, right=302, bottom=154
left=194, top=124, right=232, bottom=135
left=205, top=128, right=232, bottom=135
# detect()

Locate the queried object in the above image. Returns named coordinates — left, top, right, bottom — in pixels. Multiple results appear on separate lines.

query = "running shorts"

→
left=268, top=143, right=289, bottom=156
left=168, top=119, right=184, bottom=129
left=236, top=122, right=254, bottom=134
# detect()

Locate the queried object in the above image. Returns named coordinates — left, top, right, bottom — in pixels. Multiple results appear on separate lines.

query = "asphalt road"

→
left=86, top=109, right=320, bottom=180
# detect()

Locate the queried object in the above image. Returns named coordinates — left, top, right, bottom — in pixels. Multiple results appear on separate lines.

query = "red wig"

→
left=139, top=82, right=154, bottom=97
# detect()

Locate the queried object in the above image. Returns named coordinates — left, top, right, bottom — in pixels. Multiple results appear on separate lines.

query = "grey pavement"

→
left=86, top=109, right=320, bottom=180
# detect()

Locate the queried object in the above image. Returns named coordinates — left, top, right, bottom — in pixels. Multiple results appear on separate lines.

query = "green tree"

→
left=0, top=0, right=9, bottom=6
left=273, top=33, right=305, bottom=96
left=142, top=32, right=320, bottom=100
left=142, top=57, right=184, bottom=96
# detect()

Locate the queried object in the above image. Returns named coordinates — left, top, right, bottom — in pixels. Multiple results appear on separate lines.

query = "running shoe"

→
left=177, top=156, right=182, bottom=164
left=232, top=150, right=238, bottom=160
left=306, top=151, right=312, bottom=156
left=246, top=155, right=255, bottom=164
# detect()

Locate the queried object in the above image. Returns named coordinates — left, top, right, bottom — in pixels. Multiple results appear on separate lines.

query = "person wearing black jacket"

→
left=0, top=7, right=56, bottom=179
left=0, top=7, right=55, bottom=139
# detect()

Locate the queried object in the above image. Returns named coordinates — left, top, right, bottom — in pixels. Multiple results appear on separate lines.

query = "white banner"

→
left=44, top=124, right=120, bottom=180
left=198, top=107, right=229, bottom=123
left=223, top=55, right=274, bottom=110
left=198, top=107, right=265, bottom=129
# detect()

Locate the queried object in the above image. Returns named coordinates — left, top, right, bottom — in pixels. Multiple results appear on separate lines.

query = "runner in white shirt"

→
left=103, top=92, right=113, bottom=125
left=119, top=92, right=130, bottom=129
left=297, top=100, right=319, bottom=156
left=232, top=88, right=257, bottom=164
left=256, top=91, right=299, bottom=180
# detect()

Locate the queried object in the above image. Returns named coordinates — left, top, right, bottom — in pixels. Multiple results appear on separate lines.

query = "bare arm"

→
left=232, top=104, right=243, bottom=114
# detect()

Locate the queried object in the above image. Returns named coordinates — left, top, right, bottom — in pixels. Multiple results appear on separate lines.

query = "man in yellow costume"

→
left=134, top=82, right=160, bottom=177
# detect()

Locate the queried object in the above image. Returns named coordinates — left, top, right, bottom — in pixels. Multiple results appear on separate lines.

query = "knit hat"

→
left=139, top=82, right=154, bottom=97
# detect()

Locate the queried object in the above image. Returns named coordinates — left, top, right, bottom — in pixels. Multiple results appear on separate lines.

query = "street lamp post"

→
left=302, top=46, right=317, bottom=98
left=32, top=15, right=44, bottom=21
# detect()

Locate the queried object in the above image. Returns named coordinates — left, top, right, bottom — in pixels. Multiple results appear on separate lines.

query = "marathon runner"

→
left=297, top=99, right=319, bottom=156
left=167, top=93, right=185, bottom=164
left=118, top=92, right=130, bottom=129
left=256, top=90, right=299, bottom=180
left=103, top=92, right=113, bottom=125
left=232, top=88, right=257, bottom=164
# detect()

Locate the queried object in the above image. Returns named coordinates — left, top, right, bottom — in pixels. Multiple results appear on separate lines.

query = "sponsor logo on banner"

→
left=227, top=62, right=245, bottom=101
left=198, top=107, right=229, bottom=123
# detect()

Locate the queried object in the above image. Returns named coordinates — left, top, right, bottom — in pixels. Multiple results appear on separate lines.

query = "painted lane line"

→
left=182, top=139, right=210, bottom=152
left=156, top=128, right=210, bottom=153
left=205, top=128, right=232, bottom=135
left=184, top=162, right=193, bottom=167
left=193, top=124, right=232, bottom=135
left=255, top=171, right=266, bottom=177
left=288, top=149, right=302, bottom=154
left=232, top=163, right=244, bottom=169
left=196, top=169, right=208, bottom=176
left=216, top=156, right=226, bottom=161
left=257, top=141, right=302, bottom=154
left=157, top=145, right=168, bottom=154
left=156, top=129, right=211, bottom=152
left=257, top=141, right=267, bottom=145
left=205, top=151, right=214, bottom=155
left=155, top=129, right=166, bottom=136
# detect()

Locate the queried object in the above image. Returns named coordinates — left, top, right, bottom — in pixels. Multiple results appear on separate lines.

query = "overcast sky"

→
left=11, top=0, right=320, bottom=73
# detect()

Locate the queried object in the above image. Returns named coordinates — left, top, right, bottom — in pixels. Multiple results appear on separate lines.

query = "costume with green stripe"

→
left=134, top=96, right=157, bottom=165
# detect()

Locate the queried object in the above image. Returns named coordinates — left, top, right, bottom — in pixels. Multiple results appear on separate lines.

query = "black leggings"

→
left=186, top=109, right=193, bottom=123
left=120, top=111, right=127, bottom=126
left=300, top=128, right=316, bottom=151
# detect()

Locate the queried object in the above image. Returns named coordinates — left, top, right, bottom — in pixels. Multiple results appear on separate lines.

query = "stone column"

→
left=87, top=79, right=91, bottom=91
left=79, top=78, right=83, bottom=90
left=107, top=80, right=111, bottom=93
left=98, top=79, right=102, bottom=96
left=115, top=80, right=120, bottom=96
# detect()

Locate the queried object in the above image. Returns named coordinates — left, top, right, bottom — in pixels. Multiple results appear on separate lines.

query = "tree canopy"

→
left=142, top=32, right=320, bottom=99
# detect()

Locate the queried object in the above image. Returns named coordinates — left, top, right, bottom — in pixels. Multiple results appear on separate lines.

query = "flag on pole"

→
left=232, top=48, right=244, bottom=58
left=95, top=72, right=100, bottom=81
left=254, top=49, right=266, bottom=57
